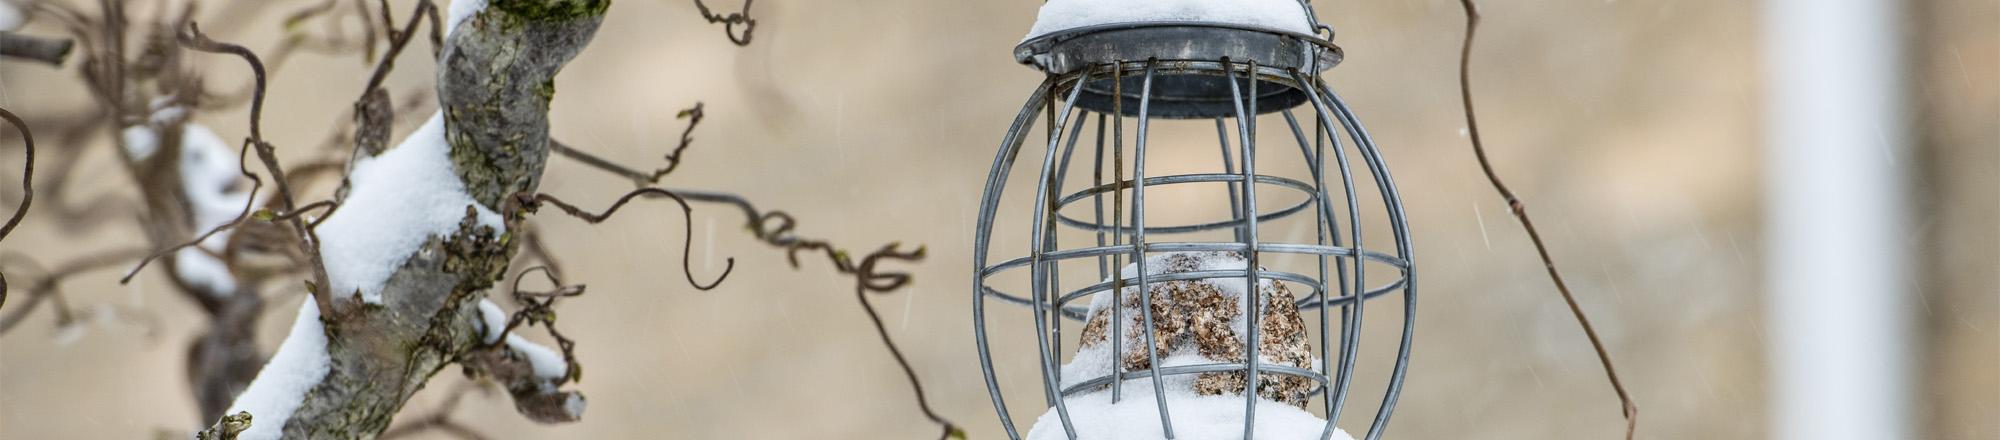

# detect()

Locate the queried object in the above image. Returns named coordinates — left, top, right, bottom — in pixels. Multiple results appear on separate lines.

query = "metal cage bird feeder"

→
left=971, top=1, right=1415, bottom=439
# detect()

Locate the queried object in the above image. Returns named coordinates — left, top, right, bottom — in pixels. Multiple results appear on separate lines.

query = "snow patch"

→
left=476, top=299, right=508, bottom=344
left=224, top=301, right=330, bottom=440
left=505, top=333, right=569, bottom=383
left=1027, top=388, right=1351, bottom=440
left=1025, top=0, right=1315, bottom=40
left=177, top=124, right=258, bottom=297
left=51, top=318, right=87, bottom=346
left=0, top=1, right=25, bottom=32
left=181, top=124, right=252, bottom=230
left=151, top=107, right=189, bottom=125
left=562, top=393, right=588, bottom=420
left=315, top=111, right=504, bottom=303
left=121, top=126, right=160, bottom=161
left=174, top=248, right=238, bottom=296
left=445, top=0, right=487, bottom=36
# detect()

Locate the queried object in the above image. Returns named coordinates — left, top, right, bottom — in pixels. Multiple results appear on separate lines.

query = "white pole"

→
left=1761, top=0, right=1915, bottom=439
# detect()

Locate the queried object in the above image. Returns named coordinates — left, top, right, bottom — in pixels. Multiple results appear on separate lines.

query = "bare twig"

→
left=521, top=189, right=734, bottom=290
left=547, top=139, right=929, bottom=291
left=423, top=2, right=443, bottom=56
left=163, top=22, right=336, bottom=315
left=492, top=266, right=585, bottom=385
left=546, top=102, right=705, bottom=186
left=280, top=0, right=340, bottom=29
left=0, top=248, right=150, bottom=334
left=361, top=0, right=434, bottom=95
left=666, top=189, right=954, bottom=436
left=0, top=107, right=34, bottom=310
left=259, top=199, right=341, bottom=227
left=517, top=223, right=566, bottom=280
left=548, top=138, right=956, bottom=435
left=120, top=139, right=266, bottom=285
left=550, top=140, right=651, bottom=183
left=1455, top=1, right=1636, bottom=438
left=659, top=102, right=704, bottom=179
left=0, top=33, right=76, bottom=66
left=851, top=246, right=963, bottom=440
left=354, top=0, right=380, bottom=59
left=692, top=0, right=755, bottom=46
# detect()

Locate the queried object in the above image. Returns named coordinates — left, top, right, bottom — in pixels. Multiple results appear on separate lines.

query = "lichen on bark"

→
left=225, top=1, right=610, bottom=437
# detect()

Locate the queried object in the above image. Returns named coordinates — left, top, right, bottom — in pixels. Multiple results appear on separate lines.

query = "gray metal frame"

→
left=972, top=24, right=1417, bottom=440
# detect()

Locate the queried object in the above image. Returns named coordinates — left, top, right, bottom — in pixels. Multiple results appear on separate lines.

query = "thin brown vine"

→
left=1455, top=1, right=1638, bottom=438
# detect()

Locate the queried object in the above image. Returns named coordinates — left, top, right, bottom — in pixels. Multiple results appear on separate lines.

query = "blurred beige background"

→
left=0, top=0, right=1992, bottom=438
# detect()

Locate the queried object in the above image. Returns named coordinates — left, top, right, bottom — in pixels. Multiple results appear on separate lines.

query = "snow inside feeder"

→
left=974, top=1, right=1414, bottom=439
left=1028, top=252, right=1356, bottom=440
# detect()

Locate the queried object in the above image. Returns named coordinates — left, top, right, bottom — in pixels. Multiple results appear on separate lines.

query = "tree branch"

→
left=217, top=1, right=612, bottom=436
left=0, top=248, right=148, bottom=335
left=1455, top=1, right=1637, bottom=438
left=0, top=33, right=75, bottom=66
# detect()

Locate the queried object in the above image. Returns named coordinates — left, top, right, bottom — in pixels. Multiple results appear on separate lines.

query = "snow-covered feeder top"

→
left=1024, top=0, right=1317, bottom=40
left=1014, top=0, right=1341, bottom=118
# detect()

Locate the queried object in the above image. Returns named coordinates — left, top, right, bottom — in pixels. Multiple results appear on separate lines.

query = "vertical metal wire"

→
left=1109, top=65, right=1128, bottom=407
left=1216, top=117, right=1245, bottom=243
left=1129, top=59, right=1175, bottom=438
left=1030, top=71, right=1091, bottom=437
left=973, top=78, right=1055, bottom=440
left=1049, top=111, right=1091, bottom=380
left=1092, top=114, right=1110, bottom=279
left=1320, top=84, right=1416, bottom=440
left=1222, top=58, right=1267, bottom=439
left=1090, top=111, right=1125, bottom=404
left=1289, top=72, right=1369, bottom=433
left=1281, top=107, right=1348, bottom=440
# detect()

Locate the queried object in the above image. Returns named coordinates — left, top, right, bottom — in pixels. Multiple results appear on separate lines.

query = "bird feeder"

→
left=971, top=0, right=1415, bottom=439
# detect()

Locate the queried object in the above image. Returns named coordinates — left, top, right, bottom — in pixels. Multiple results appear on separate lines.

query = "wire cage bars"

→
left=971, top=10, right=1416, bottom=440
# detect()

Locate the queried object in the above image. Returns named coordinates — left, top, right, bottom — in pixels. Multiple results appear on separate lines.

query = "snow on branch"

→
left=212, top=301, right=329, bottom=440
left=199, top=0, right=610, bottom=436
left=316, top=111, right=504, bottom=303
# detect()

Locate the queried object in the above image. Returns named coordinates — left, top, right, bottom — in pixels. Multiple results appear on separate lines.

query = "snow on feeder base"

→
left=972, top=1, right=1415, bottom=439
left=1026, top=252, right=1354, bottom=440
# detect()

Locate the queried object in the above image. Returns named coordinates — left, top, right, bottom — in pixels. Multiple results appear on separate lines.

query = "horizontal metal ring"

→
left=1053, top=173, right=1319, bottom=234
